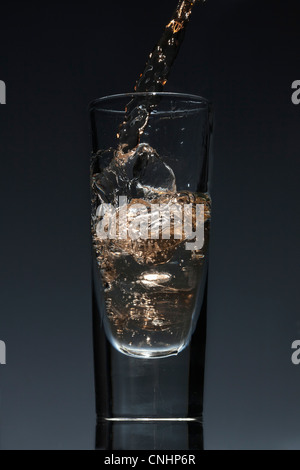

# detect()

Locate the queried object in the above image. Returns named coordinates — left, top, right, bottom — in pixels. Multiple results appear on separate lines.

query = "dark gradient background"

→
left=0, top=0, right=299, bottom=450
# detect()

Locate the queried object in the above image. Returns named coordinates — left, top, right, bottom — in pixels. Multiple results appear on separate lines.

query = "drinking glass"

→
left=89, top=92, right=213, bottom=450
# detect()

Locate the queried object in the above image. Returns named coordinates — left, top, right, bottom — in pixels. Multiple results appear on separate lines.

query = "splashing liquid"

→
left=117, top=0, right=205, bottom=152
left=91, top=0, right=209, bottom=358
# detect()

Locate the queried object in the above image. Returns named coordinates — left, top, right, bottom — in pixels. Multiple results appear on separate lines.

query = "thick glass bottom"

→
left=96, top=419, right=204, bottom=450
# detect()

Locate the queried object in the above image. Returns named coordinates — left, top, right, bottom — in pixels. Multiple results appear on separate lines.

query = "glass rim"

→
left=89, top=92, right=211, bottom=112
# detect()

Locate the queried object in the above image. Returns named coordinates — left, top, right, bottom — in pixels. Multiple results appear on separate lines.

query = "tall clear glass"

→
left=89, top=92, right=213, bottom=450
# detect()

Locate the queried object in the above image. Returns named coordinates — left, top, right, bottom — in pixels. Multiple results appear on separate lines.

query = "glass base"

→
left=93, top=261, right=207, bottom=451
left=96, top=419, right=203, bottom=450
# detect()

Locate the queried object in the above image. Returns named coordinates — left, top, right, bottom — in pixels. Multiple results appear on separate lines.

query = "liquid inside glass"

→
left=90, top=0, right=209, bottom=358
